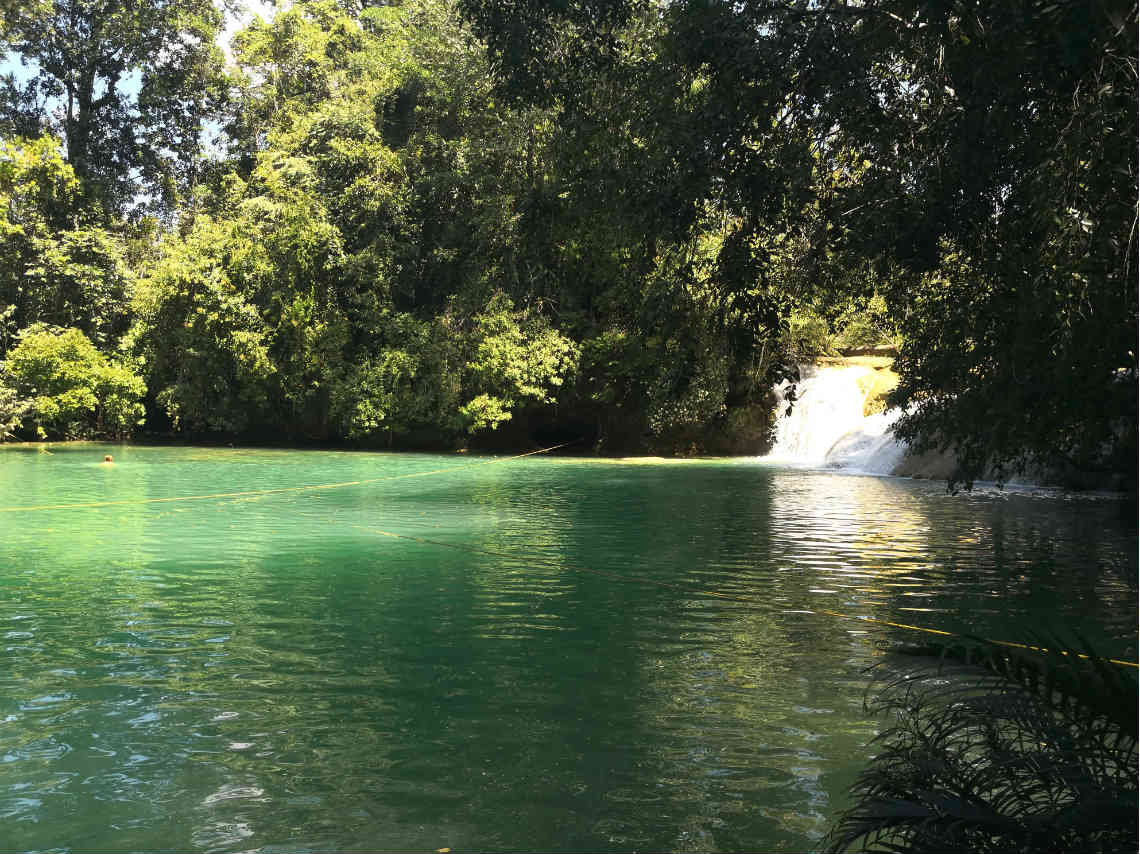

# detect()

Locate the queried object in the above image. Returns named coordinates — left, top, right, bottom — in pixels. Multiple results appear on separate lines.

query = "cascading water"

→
left=764, top=363, right=909, bottom=474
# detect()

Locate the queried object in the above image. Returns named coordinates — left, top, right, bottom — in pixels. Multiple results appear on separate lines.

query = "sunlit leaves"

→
left=0, top=136, right=134, bottom=352
left=460, top=292, right=578, bottom=431
left=2, top=323, right=145, bottom=438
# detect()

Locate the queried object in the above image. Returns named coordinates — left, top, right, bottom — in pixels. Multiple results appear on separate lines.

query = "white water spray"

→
left=765, top=363, right=908, bottom=474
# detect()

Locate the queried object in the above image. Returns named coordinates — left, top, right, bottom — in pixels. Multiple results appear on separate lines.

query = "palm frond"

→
left=823, top=636, right=1138, bottom=854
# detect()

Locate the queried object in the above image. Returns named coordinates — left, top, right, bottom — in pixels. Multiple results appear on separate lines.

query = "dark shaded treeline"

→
left=0, top=0, right=1135, bottom=487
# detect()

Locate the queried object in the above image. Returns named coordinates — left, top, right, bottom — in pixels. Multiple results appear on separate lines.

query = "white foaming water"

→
left=765, top=364, right=908, bottom=474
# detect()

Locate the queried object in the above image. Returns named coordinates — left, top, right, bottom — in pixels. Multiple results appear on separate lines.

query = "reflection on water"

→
left=1, top=445, right=1135, bottom=852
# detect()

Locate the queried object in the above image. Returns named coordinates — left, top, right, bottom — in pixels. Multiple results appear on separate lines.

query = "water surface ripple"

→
left=1, top=445, right=1135, bottom=852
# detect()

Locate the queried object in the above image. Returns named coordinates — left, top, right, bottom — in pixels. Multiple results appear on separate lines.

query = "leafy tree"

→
left=129, top=219, right=276, bottom=436
left=458, top=292, right=577, bottom=432
left=329, top=311, right=455, bottom=443
left=167, top=0, right=582, bottom=444
left=223, top=153, right=352, bottom=435
left=459, top=0, right=813, bottom=447
left=0, top=378, right=30, bottom=439
left=799, top=1, right=1139, bottom=487
left=462, top=0, right=1138, bottom=480
left=1, top=0, right=226, bottom=213
left=0, top=135, right=134, bottom=353
left=3, top=322, right=144, bottom=438
left=328, top=295, right=577, bottom=442
left=334, top=347, right=429, bottom=442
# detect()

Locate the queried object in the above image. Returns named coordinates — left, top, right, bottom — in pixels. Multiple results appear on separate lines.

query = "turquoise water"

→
left=1, top=444, right=1136, bottom=852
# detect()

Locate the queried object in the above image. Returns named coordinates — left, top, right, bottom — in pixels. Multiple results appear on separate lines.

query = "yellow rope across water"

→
left=351, top=523, right=1139, bottom=669
left=0, top=440, right=579, bottom=513
left=813, top=609, right=1139, bottom=669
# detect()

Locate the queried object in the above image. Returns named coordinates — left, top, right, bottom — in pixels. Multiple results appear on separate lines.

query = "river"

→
left=1, top=444, right=1135, bottom=852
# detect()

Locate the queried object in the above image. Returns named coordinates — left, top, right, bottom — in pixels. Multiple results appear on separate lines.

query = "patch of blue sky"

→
left=1, top=51, right=144, bottom=134
left=221, top=0, right=279, bottom=64
left=1, top=51, right=37, bottom=84
left=2, top=55, right=142, bottom=94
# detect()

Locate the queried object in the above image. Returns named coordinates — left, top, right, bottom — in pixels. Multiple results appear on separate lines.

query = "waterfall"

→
left=764, top=363, right=909, bottom=474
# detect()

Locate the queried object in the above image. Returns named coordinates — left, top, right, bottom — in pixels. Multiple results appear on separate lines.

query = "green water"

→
left=1, top=444, right=1136, bottom=852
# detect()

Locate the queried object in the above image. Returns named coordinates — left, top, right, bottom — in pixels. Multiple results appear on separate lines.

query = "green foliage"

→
left=329, top=311, right=456, bottom=441
left=0, top=379, right=30, bottom=439
left=780, top=311, right=835, bottom=362
left=336, top=348, right=424, bottom=440
left=147, top=0, right=601, bottom=445
left=580, top=328, right=652, bottom=412
left=130, top=221, right=276, bottom=436
left=463, top=0, right=1136, bottom=476
left=644, top=335, right=729, bottom=438
left=328, top=295, right=578, bottom=440
left=2, top=323, right=144, bottom=438
left=578, top=320, right=736, bottom=451
left=825, top=639, right=1138, bottom=854
left=838, top=2, right=1139, bottom=488
left=460, top=294, right=578, bottom=432
left=779, top=296, right=898, bottom=363
left=0, top=136, right=133, bottom=353
left=887, top=236, right=1136, bottom=489
left=1, top=0, right=226, bottom=213
left=832, top=296, right=898, bottom=353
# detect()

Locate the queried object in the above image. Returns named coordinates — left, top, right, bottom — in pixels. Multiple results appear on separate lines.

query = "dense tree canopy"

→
left=0, top=0, right=1134, bottom=487
left=463, top=0, right=1139, bottom=485
left=1, top=0, right=226, bottom=214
